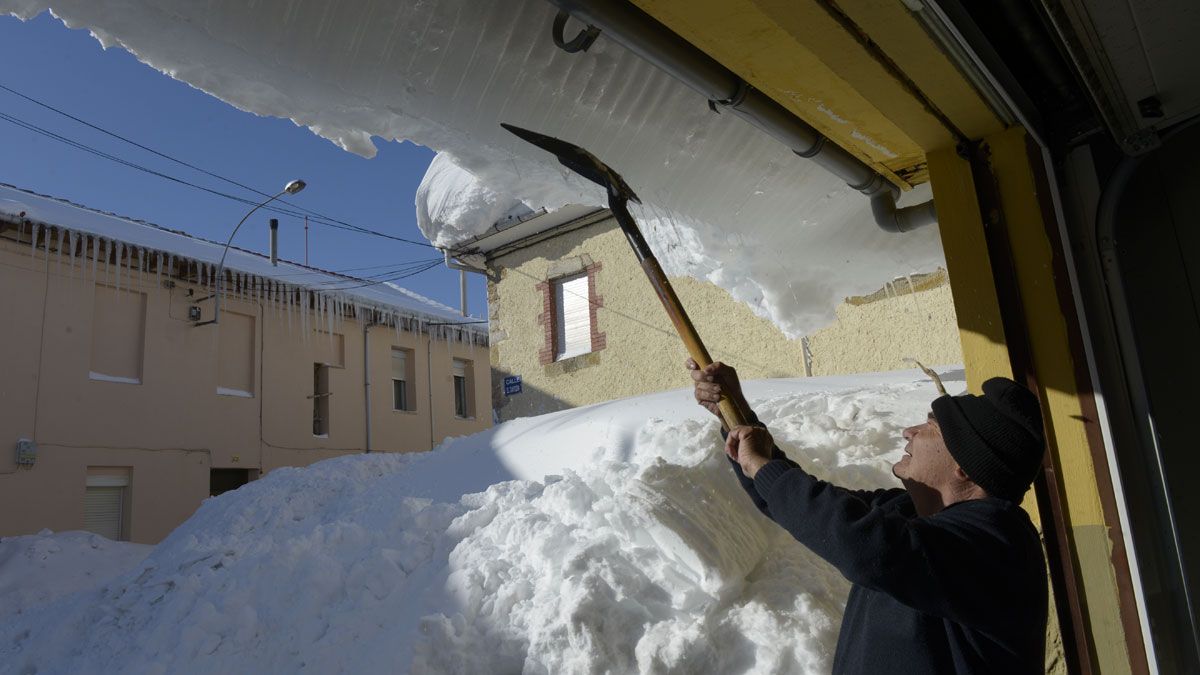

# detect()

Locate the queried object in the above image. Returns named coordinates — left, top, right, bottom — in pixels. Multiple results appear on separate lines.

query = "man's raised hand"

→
left=686, top=358, right=747, bottom=421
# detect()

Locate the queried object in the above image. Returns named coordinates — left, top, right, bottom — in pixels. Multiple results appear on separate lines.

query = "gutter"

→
left=546, top=0, right=937, bottom=233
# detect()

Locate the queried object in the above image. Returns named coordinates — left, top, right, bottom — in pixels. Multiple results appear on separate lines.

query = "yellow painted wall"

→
left=808, top=272, right=962, bottom=375
left=488, top=216, right=960, bottom=420
left=0, top=231, right=489, bottom=543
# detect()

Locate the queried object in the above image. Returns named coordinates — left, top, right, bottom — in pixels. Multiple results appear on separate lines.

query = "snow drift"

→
left=3, top=0, right=944, bottom=336
left=0, top=370, right=961, bottom=674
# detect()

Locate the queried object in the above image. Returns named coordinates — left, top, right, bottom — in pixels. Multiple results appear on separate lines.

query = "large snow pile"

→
left=0, top=531, right=151, bottom=623
left=0, top=370, right=961, bottom=674
left=2, top=0, right=944, bottom=336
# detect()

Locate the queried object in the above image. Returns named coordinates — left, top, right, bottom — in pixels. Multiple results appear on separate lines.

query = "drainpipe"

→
left=363, top=320, right=374, bottom=453
left=545, top=0, right=936, bottom=232
left=443, top=250, right=488, bottom=316
left=427, top=333, right=435, bottom=450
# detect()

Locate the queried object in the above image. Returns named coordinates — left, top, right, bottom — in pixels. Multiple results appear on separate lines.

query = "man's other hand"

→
left=686, top=358, right=747, bottom=420
left=725, top=425, right=773, bottom=478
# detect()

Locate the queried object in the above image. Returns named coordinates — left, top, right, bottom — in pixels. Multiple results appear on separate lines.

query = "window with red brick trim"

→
left=537, top=262, right=605, bottom=364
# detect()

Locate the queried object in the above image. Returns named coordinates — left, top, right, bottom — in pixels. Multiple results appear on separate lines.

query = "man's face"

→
left=893, top=412, right=962, bottom=491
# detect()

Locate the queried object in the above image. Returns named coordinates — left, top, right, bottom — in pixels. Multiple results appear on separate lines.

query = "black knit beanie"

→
left=931, top=377, right=1046, bottom=501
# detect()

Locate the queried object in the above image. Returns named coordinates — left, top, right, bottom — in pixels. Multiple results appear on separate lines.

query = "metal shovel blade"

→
left=501, top=123, right=640, bottom=204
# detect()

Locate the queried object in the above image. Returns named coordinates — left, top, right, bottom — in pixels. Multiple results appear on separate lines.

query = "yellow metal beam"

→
left=928, top=128, right=1141, bottom=672
left=988, top=127, right=1135, bottom=672
left=925, top=146, right=1012, bottom=390
left=630, top=0, right=1004, bottom=188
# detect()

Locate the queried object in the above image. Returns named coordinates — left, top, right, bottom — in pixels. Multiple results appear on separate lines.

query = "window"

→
left=90, top=284, right=146, bottom=384
left=217, top=312, right=255, bottom=397
left=313, top=364, right=331, bottom=436
left=84, top=468, right=131, bottom=541
left=452, top=358, right=473, bottom=418
left=553, top=273, right=591, bottom=360
left=391, top=348, right=414, bottom=411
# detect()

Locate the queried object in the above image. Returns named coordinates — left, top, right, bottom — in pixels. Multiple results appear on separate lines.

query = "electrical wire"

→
left=0, top=82, right=436, bottom=246
left=0, top=101, right=440, bottom=248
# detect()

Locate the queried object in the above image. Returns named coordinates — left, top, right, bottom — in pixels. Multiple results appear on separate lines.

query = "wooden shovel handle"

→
left=640, top=258, right=749, bottom=430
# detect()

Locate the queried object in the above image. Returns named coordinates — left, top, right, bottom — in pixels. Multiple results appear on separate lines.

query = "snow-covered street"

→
left=0, top=369, right=960, bottom=674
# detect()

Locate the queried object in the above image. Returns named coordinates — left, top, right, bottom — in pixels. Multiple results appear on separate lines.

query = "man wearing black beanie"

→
left=688, top=359, right=1049, bottom=674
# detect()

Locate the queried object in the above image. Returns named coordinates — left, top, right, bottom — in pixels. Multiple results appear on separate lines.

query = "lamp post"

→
left=196, top=180, right=306, bottom=326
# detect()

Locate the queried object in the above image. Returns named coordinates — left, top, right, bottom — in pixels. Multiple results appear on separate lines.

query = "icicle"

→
left=155, top=253, right=163, bottom=287
left=30, top=224, right=41, bottom=259
left=326, top=295, right=334, bottom=348
left=64, top=231, right=74, bottom=281
left=55, top=228, right=65, bottom=275
left=114, top=242, right=125, bottom=293
left=301, top=290, right=309, bottom=342
left=63, top=229, right=73, bottom=279
left=42, top=226, right=51, bottom=271
left=98, top=240, right=108, bottom=287
left=136, top=248, right=144, bottom=291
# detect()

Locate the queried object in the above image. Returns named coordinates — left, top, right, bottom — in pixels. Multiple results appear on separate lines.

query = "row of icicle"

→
left=7, top=219, right=487, bottom=346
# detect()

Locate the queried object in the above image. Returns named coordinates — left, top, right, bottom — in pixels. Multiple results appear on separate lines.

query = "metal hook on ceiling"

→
left=552, top=10, right=601, bottom=53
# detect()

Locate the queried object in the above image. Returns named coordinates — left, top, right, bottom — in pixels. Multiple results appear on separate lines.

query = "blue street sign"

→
left=503, top=375, right=522, bottom=396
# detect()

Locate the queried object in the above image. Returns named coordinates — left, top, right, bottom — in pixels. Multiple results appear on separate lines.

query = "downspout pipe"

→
left=363, top=320, right=374, bottom=453
left=546, top=0, right=937, bottom=232
left=443, top=250, right=487, bottom=316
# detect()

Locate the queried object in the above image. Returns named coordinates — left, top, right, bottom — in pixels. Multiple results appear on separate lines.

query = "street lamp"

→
left=195, top=180, right=306, bottom=327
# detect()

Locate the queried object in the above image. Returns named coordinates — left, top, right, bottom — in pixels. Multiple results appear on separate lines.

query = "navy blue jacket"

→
left=731, top=440, right=1047, bottom=674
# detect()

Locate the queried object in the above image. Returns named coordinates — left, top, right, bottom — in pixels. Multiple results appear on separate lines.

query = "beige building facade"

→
left=466, top=208, right=961, bottom=422
left=0, top=187, right=489, bottom=544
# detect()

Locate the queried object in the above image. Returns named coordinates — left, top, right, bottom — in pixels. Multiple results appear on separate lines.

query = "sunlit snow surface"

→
left=3, top=0, right=942, bottom=336
left=0, top=369, right=962, bottom=674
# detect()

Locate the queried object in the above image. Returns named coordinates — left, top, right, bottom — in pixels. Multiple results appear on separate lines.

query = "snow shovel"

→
left=501, top=123, right=750, bottom=430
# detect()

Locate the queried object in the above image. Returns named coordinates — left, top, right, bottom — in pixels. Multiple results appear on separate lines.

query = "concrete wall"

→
left=488, top=216, right=962, bottom=421
left=0, top=231, right=489, bottom=543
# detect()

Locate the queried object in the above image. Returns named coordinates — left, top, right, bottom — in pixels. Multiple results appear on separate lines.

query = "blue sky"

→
left=0, top=12, right=486, bottom=316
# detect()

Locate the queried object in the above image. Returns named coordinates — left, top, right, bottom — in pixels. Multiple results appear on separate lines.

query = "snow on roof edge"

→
left=0, top=183, right=486, bottom=341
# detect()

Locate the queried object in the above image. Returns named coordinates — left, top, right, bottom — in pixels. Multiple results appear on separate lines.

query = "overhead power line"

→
left=0, top=83, right=442, bottom=249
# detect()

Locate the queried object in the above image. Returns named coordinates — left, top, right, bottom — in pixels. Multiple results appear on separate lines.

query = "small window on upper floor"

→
left=312, top=363, right=331, bottom=436
left=452, top=358, right=474, bottom=419
left=553, top=273, right=591, bottom=361
left=392, top=347, right=415, bottom=412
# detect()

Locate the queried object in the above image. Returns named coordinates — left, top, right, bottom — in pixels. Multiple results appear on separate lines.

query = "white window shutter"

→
left=554, top=274, right=592, bottom=360
left=84, top=486, right=124, bottom=541
left=391, top=349, right=407, bottom=379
